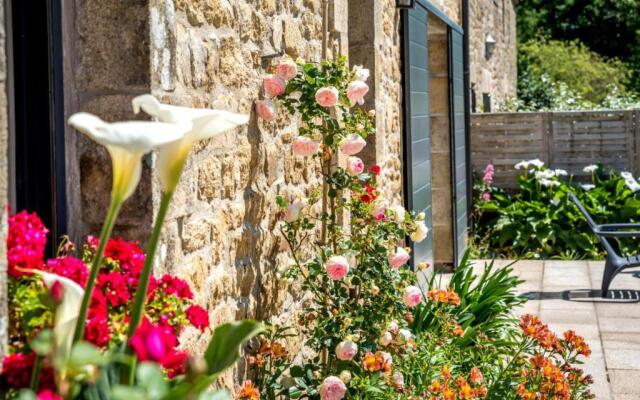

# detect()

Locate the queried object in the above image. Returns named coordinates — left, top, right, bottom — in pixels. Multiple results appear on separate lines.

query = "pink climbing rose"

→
left=388, top=247, right=410, bottom=269
left=263, top=74, right=286, bottom=98
left=276, top=59, right=298, bottom=81
left=346, top=156, right=365, bottom=176
left=315, top=87, right=339, bottom=107
left=292, top=136, right=320, bottom=156
left=325, top=255, right=350, bottom=280
left=256, top=100, right=276, bottom=120
left=319, top=376, right=347, bottom=400
left=335, top=340, right=358, bottom=361
left=340, top=134, right=366, bottom=155
left=403, top=285, right=422, bottom=308
left=347, top=81, right=369, bottom=106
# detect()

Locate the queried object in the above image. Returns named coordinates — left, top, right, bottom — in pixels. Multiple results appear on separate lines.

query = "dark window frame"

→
left=8, top=0, right=67, bottom=254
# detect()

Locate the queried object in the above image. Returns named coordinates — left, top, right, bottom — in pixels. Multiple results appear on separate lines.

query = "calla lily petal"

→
left=22, top=269, right=84, bottom=369
left=132, top=94, right=249, bottom=192
left=68, top=112, right=190, bottom=153
left=68, top=112, right=192, bottom=201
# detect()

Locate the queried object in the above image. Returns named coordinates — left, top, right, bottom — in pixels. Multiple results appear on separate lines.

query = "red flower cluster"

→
left=0, top=353, right=54, bottom=392
left=129, top=318, right=188, bottom=378
left=7, top=211, right=48, bottom=277
left=359, top=185, right=377, bottom=204
left=3, top=210, right=212, bottom=390
left=563, top=330, right=592, bottom=357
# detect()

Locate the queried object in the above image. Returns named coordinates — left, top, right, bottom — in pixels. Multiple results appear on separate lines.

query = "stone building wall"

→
left=469, top=0, right=517, bottom=112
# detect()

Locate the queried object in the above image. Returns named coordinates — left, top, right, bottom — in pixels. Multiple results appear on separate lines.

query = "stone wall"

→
left=469, top=0, right=517, bottom=112
left=0, top=0, right=8, bottom=359
left=430, top=0, right=462, bottom=24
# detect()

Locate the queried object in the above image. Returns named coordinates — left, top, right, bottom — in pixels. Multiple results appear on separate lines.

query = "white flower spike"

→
left=132, top=95, right=250, bottom=192
left=68, top=112, right=189, bottom=201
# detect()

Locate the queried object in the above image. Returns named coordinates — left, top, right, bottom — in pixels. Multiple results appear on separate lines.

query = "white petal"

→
left=24, top=269, right=84, bottom=364
left=68, top=112, right=189, bottom=153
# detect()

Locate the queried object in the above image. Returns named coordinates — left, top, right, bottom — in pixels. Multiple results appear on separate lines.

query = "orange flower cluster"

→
left=563, top=330, right=592, bottom=357
left=427, top=289, right=461, bottom=306
left=425, top=366, right=487, bottom=400
left=247, top=339, right=288, bottom=368
left=516, top=355, right=571, bottom=400
left=362, top=351, right=393, bottom=373
left=519, top=314, right=562, bottom=351
left=236, top=380, right=260, bottom=400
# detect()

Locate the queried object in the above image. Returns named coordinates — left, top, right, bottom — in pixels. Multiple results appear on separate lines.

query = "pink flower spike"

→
left=263, top=74, right=286, bottom=98
left=315, top=87, right=339, bottom=107
left=256, top=99, right=276, bottom=121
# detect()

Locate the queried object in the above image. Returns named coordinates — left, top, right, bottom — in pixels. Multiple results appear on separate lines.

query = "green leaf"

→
left=112, top=385, right=148, bottom=400
left=137, top=362, right=168, bottom=399
left=276, top=195, right=288, bottom=208
left=30, top=329, right=53, bottom=356
left=198, top=391, right=232, bottom=400
left=69, top=341, right=107, bottom=367
left=204, top=320, right=263, bottom=375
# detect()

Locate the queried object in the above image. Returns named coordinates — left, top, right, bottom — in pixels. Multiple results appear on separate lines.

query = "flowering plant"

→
left=472, top=160, right=640, bottom=259
left=2, top=96, right=261, bottom=399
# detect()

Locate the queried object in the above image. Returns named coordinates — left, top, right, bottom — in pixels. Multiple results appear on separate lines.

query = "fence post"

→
left=542, top=112, right=552, bottom=165
left=635, top=109, right=640, bottom=175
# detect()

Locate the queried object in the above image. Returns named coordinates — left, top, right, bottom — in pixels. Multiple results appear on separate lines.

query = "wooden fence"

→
left=470, top=110, right=640, bottom=188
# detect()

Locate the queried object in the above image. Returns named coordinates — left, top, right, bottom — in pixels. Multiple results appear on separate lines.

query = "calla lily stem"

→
left=30, top=355, right=42, bottom=391
left=73, top=197, right=123, bottom=343
left=127, top=190, right=174, bottom=338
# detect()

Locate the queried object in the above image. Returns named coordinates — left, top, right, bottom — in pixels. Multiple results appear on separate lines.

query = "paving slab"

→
left=608, top=369, right=640, bottom=396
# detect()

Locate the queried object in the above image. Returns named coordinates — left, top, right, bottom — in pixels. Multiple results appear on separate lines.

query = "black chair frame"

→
left=569, top=192, right=640, bottom=297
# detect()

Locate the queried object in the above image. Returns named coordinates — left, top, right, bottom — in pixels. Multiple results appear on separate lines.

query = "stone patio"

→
left=462, top=260, right=640, bottom=400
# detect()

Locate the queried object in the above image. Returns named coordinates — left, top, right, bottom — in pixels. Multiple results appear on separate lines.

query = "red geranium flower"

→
left=369, top=165, right=381, bottom=175
left=7, top=211, right=48, bottom=277
left=43, top=256, right=89, bottom=286
left=186, top=305, right=210, bottom=331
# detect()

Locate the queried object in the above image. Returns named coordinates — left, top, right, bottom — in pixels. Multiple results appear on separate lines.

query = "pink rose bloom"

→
left=284, top=198, right=306, bottom=222
left=387, top=321, right=399, bottom=334
left=335, top=340, right=358, bottom=361
left=378, top=331, right=393, bottom=347
left=347, top=81, right=369, bottom=106
left=481, top=191, right=491, bottom=202
left=380, top=351, right=393, bottom=367
left=403, top=285, right=422, bottom=308
left=346, top=156, right=364, bottom=176
left=256, top=99, right=276, bottom=120
left=292, top=136, right=320, bottom=156
left=326, top=255, right=350, bottom=280
left=276, top=59, right=298, bottom=81
left=340, top=134, right=366, bottom=155
left=388, top=247, right=410, bottom=269
left=263, top=74, right=285, bottom=98
left=393, top=371, right=405, bottom=390
left=353, top=65, right=370, bottom=82
left=315, top=86, right=339, bottom=107
left=319, top=376, right=347, bottom=400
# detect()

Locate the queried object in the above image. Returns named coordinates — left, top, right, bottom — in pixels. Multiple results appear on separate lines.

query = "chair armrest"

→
left=599, top=223, right=640, bottom=230
left=593, top=227, right=640, bottom=238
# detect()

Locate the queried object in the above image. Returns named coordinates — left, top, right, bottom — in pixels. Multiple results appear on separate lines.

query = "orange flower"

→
left=469, top=367, right=484, bottom=385
left=446, top=289, right=461, bottom=306
left=362, top=351, right=392, bottom=372
left=428, top=379, right=442, bottom=393
left=452, top=325, right=464, bottom=337
left=442, top=387, right=456, bottom=400
left=441, top=366, right=452, bottom=381
left=237, top=380, right=260, bottom=400
left=459, top=383, right=473, bottom=399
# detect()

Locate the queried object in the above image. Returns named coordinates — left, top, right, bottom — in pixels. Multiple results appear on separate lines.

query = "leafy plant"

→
left=471, top=161, right=640, bottom=259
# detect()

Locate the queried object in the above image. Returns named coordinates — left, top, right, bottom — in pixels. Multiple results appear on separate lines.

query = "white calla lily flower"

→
left=68, top=112, right=189, bottom=200
left=132, top=95, right=250, bottom=192
left=23, top=269, right=84, bottom=370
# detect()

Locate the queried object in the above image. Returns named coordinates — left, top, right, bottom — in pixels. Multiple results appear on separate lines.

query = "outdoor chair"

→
left=569, top=192, right=640, bottom=297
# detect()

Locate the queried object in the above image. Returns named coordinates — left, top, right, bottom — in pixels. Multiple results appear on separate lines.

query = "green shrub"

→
left=471, top=161, right=640, bottom=259
left=508, top=39, right=640, bottom=111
